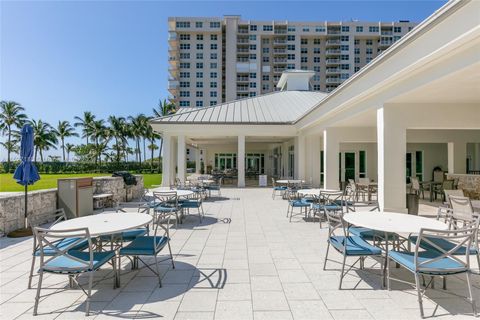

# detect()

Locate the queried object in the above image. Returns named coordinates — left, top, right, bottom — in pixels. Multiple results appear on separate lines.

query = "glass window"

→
left=211, top=44, right=217, bottom=50
left=196, top=82, right=203, bottom=88
left=196, top=43, right=203, bottom=50
left=196, top=91, right=203, bottom=97
left=359, top=151, right=366, bottom=178
left=415, top=151, right=424, bottom=181
left=210, top=72, right=217, bottom=78
left=211, top=34, right=217, bottom=41
left=196, top=62, right=203, bottom=69
left=210, top=22, right=220, bottom=28
left=341, top=26, right=350, bottom=32
left=287, top=35, right=295, bottom=41
left=196, top=53, right=203, bottom=59
left=210, top=91, right=217, bottom=97
left=249, top=35, right=256, bottom=40
left=196, top=72, right=203, bottom=78
left=196, top=101, right=203, bottom=107
left=179, top=101, right=190, bottom=107
left=356, top=26, right=363, bottom=32
left=196, top=34, right=203, bottom=41
left=250, top=25, right=257, bottom=31
left=176, top=21, right=190, bottom=28
left=195, top=21, right=203, bottom=28
left=263, top=25, right=273, bottom=31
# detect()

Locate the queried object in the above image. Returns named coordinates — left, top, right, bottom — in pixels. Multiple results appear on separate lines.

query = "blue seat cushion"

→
left=312, top=204, right=340, bottom=211
left=34, top=238, right=89, bottom=257
left=180, top=200, right=201, bottom=209
left=330, top=236, right=382, bottom=256
left=119, top=236, right=169, bottom=256
left=388, top=250, right=467, bottom=275
left=156, top=205, right=177, bottom=212
left=43, top=250, right=115, bottom=273
left=100, top=228, right=147, bottom=242
left=333, top=200, right=355, bottom=206
left=409, top=236, right=478, bottom=256
left=274, top=186, right=287, bottom=191
left=289, top=200, right=311, bottom=207
left=349, top=227, right=396, bottom=241
left=209, top=186, right=220, bottom=190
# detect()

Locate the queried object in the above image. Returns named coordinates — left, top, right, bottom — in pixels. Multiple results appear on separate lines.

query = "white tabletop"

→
left=200, top=180, right=215, bottom=184
left=343, top=211, right=449, bottom=234
left=297, top=188, right=340, bottom=196
left=149, top=188, right=194, bottom=197
left=276, top=180, right=305, bottom=184
left=50, top=213, right=152, bottom=237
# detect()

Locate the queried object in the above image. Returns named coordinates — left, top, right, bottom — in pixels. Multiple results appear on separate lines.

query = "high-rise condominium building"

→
left=168, top=16, right=417, bottom=108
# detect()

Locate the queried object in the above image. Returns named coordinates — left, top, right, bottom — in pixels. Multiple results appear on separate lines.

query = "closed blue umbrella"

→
left=13, top=124, right=40, bottom=227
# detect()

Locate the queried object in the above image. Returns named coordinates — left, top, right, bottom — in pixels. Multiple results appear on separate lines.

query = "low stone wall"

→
left=0, top=175, right=145, bottom=235
left=0, top=189, right=57, bottom=235
left=447, top=174, right=480, bottom=199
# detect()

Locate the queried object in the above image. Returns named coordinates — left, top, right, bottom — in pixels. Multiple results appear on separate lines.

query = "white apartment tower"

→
left=168, top=16, right=417, bottom=108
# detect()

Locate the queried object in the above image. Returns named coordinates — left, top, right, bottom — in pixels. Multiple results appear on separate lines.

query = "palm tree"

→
left=108, top=116, right=128, bottom=163
left=90, top=119, right=106, bottom=164
left=30, top=119, right=58, bottom=163
left=145, top=124, right=160, bottom=171
left=128, top=115, right=144, bottom=164
left=152, top=99, right=177, bottom=171
left=0, top=101, right=28, bottom=170
left=65, top=143, right=75, bottom=162
left=55, top=120, right=78, bottom=161
left=74, top=111, right=95, bottom=145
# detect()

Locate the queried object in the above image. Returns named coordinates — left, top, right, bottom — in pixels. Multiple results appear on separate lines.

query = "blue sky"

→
left=0, top=0, right=447, bottom=160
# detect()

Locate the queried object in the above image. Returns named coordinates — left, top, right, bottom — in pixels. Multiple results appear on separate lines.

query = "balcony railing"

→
left=326, top=68, right=340, bottom=74
left=273, top=58, right=287, bottom=63
left=326, top=39, right=341, bottom=46
left=273, top=49, right=287, bottom=54
left=237, top=77, right=249, bottom=82
left=326, top=58, right=340, bottom=64
left=326, top=49, right=341, bottom=55
left=327, top=30, right=341, bottom=35
left=237, top=38, right=249, bottom=44
left=326, top=77, right=341, bottom=84
left=237, top=86, right=249, bottom=92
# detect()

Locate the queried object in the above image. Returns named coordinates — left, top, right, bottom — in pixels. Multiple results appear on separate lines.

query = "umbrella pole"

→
left=25, top=184, right=28, bottom=228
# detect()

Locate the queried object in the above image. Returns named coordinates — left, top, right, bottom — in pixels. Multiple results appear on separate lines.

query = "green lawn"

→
left=0, top=173, right=162, bottom=192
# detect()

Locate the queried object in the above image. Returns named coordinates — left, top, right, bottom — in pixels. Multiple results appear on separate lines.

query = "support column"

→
left=238, top=135, right=245, bottom=187
left=195, top=148, right=201, bottom=174
left=448, top=141, right=467, bottom=174
left=323, top=128, right=340, bottom=190
left=310, top=136, right=321, bottom=186
left=377, top=107, right=406, bottom=211
left=177, top=135, right=186, bottom=184
left=161, top=134, right=172, bottom=187
left=294, top=136, right=306, bottom=180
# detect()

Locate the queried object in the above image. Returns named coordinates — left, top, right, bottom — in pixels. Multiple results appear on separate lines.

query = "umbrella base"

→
left=7, top=227, right=33, bottom=238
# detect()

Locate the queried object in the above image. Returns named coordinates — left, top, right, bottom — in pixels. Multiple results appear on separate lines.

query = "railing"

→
left=273, top=49, right=287, bottom=54
left=467, top=170, right=480, bottom=175
left=326, top=77, right=341, bottom=83
left=327, top=30, right=341, bottom=35
left=326, top=39, right=341, bottom=45
left=237, top=86, right=249, bottom=92
left=237, top=38, right=249, bottom=44
left=326, top=49, right=341, bottom=54
left=326, top=59, right=340, bottom=64
left=326, top=68, right=340, bottom=74
left=237, top=77, right=249, bottom=82
left=237, top=48, right=249, bottom=53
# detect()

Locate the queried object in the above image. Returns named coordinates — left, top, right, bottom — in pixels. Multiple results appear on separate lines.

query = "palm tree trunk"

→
left=143, top=138, right=146, bottom=164
left=62, top=137, right=66, bottom=162
left=150, top=139, right=154, bottom=171
left=7, top=125, right=11, bottom=171
left=34, top=147, right=38, bottom=163
left=158, top=138, right=163, bottom=173
left=40, top=150, right=44, bottom=163
left=114, top=137, right=120, bottom=163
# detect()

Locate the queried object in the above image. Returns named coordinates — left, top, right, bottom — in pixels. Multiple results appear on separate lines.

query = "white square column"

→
left=238, top=135, right=245, bottom=187
left=377, top=107, right=406, bottom=211
left=161, top=134, right=172, bottom=187
left=195, top=148, right=201, bottom=174
left=323, top=128, right=340, bottom=190
left=308, top=135, right=321, bottom=186
left=294, top=136, right=306, bottom=180
left=177, top=135, right=186, bottom=184
left=448, top=142, right=467, bottom=174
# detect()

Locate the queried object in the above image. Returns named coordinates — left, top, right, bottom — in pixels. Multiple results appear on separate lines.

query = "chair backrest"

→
left=444, top=189, right=464, bottom=204
left=433, top=170, right=444, bottom=183
left=324, top=210, right=347, bottom=241
left=153, top=191, right=178, bottom=208
left=27, top=208, right=67, bottom=229
left=449, top=195, right=475, bottom=221
left=320, top=190, right=347, bottom=212
left=410, top=177, right=420, bottom=191
left=33, top=227, right=94, bottom=272
left=151, top=209, right=175, bottom=251
left=414, top=224, right=478, bottom=274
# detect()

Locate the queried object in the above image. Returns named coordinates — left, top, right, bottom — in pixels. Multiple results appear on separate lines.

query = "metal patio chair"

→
left=323, top=210, right=382, bottom=289
left=32, top=227, right=116, bottom=316
left=389, top=223, right=479, bottom=318
left=311, top=190, right=346, bottom=228
left=272, top=177, right=287, bottom=199
left=119, top=210, right=175, bottom=287
left=286, top=188, right=311, bottom=222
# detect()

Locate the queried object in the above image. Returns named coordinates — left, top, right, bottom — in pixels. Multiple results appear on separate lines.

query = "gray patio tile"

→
left=253, top=311, right=294, bottom=320
left=283, top=282, right=320, bottom=300
left=175, top=311, right=215, bottom=319
left=277, top=269, right=310, bottom=283
left=215, top=300, right=253, bottom=320
left=249, top=263, right=277, bottom=276
left=178, top=290, right=218, bottom=312
left=138, top=300, right=180, bottom=319
left=163, top=269, right=196, bottom=284
left=319, top=290, right=365, bottom=310
left=329, top=309, right=373, bottom=320
left=273, top=258, right=303, bottom=270
left=252, top=291, right=290, bottom=311
left=217, top=283, right=251, bottom=300
left=147, top=284, right=189, bottom=302
left=250, top=276, right=283, bottom=291
left=288, top=299, right=333, bottom=320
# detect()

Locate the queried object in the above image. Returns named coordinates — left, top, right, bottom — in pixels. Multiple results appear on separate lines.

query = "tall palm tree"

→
left=65, top=143, right=75, bottom=162
left=55, top=120, right=78, bottom=161
left=0, top=101, right=28, bottom=170
left=90, top=119, right=106, bottom=164
left=128, top=115, right=144, bottom=164
left=30, top=119, right=58, bottom=163
left=108, top=116, right=128, bottom=163
left=152, top=99, right=177, bottom=171
left=145, top=124, right=160, bottom=171
left=74, top=111, right=95, bottom=145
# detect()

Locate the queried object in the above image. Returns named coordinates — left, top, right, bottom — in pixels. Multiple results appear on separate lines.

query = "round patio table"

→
left=276, top=179, right=305, bottom=184
left=50, top=212, right=153, bottom=237
left=343, top=211, right=448, bottom=287
left=297, top=188, right=340, bottom=196
left=148, top=188, right=194, bottom=197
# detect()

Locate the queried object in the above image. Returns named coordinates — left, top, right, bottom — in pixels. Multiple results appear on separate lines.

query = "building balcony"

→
left=237, top=38, right=249, bottom=44
left=379, top=40, right=393, bottom=47
left=237, top=48, right=249, bottom=53
left=273, top=58, right=287, bottom=64
left=274, top=29, right=287, bottom=34
left=326, top=39, right=341, bottom=46
left=381, top=31, right=393, bottom=35
left=273, top=67, right=286, bottom=73
left=236, top=86, right=249, bottom=92
left=238, top=29, right=249, bottom=34
left=168, top=81, right=179, bottom=89
left=325, top=49, right=341, bottom=55
left=273, top=39, right=287, bottom=45
left=236, top=76, right=249, bottom=82
left=326, top=68, right=341, bottom=74
left=273, top=49, right=287, bottom=54
left=326, top=77, right=342, bottom=84
left=327, top=30, right=341, bottom=35
left=326, top=58, right=340, bottom=65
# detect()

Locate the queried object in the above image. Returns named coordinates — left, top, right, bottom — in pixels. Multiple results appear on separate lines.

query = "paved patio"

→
left=1, top=188, right=478, bottom=319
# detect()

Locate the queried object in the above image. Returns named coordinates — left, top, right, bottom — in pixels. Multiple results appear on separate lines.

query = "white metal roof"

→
left=151, top=90, right=328, bottom=125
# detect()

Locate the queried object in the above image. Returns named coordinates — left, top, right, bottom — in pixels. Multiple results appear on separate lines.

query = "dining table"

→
left=276, top=179, right=305, bottom=185
left=343, top=211, right=449, bottom=287
left=50, top=212, right=153, bottom=287
left=147, top=187, right=194, bottom=198
left=297, top=188, right=340, bottom=196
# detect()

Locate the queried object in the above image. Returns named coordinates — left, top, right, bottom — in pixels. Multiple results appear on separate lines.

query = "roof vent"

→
left=276, top=70, right=315, bottom=91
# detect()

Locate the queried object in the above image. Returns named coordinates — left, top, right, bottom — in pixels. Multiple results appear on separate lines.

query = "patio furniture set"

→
left=26, top=185, right=212, bottom=316
left=272, top=178, right=480, bottom=318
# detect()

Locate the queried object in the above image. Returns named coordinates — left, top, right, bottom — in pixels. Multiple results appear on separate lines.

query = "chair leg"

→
left=154, top=255, right=162, bottom=287
left=168, top=241, right=175, bottom=269
left=28, top=256, right=36, bottom=289
left=414, top=273, right=425, bottom=318
left=85, top=271, right=94, bottom=316
left=387, top=256, right=391, bottom=291
left=466, top=272, right=477, bottom=316
left=323, top=242, right=330, bottom=270
left=33, top=269, right=44, bottom=315
left=339, top=254, right=347, bottom=290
